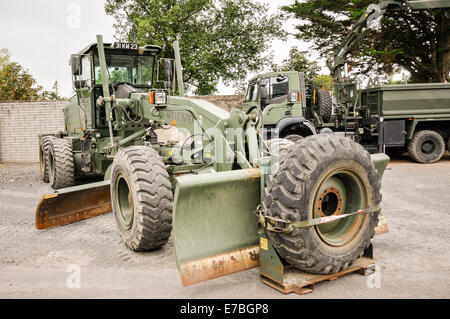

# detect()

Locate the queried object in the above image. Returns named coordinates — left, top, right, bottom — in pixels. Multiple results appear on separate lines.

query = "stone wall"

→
left=193, top=95, right=244, bottom=111
left=0, top=101, right=66, bottom=163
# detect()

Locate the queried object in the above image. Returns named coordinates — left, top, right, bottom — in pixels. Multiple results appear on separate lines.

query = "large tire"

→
left=48, top=138, right=75, bottom=189
left=39, top=136, right=53, bottom=183
left=111, top=146, right=173, bottom=251
left=263, top=134, right=381, bottom=274
left=317, top=90, right=333, bottom=123
left=408, top=130, right=445, bottom=164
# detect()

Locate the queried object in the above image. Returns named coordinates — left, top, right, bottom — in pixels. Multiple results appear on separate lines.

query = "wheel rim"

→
left=313, top=169, right=367, bottom=247
left=420, top=139, right=437, bottom=156
left=115, top=174, right=134, bottom=229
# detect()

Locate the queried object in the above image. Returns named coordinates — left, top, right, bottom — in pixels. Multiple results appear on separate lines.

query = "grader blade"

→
left=35, top=181, right=111, bottom=230
left=173, top=169, right=261, bottom=286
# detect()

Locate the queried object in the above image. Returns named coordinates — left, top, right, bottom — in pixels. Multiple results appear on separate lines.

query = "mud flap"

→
left=35, top=181, right=112, bottom=230
left=173, top=168, right=261, bottom=286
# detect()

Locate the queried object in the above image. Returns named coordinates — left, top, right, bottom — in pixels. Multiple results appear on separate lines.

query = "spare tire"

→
left=263, top=134, right=381, bottom=274
left=317, top=90, right=333, bottom=123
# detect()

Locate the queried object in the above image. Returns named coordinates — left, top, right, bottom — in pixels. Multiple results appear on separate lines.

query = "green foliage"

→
left=105, top=0, right=287, bottom=95
left=284, top=0, right=450, bottom=83
left=272, top=47, right=321, bottom=78
left=0, top=62, right=43, bottom=101
left=315, top=74, right=333, bottom=91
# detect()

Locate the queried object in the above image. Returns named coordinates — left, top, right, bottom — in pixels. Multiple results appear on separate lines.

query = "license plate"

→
left=114, top=42, right=139, bottom=50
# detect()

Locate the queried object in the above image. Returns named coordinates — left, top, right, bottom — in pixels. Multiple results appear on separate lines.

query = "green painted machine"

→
left=36, top=35, right=390, bottom=286
left=241, top=71, right=333, bottom=142
left=241, top=0, right=450, bottom=164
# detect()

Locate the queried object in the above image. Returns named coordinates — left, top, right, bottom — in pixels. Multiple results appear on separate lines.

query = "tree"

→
left=315, top=74, right=333, bottom=91
left=0, top=48, right=10, bottom=70
left=271, top=47, right=321, bottom=78
left=105, top=0, right=287, bottom=95
left=0, top=62, right=43, bottom=101
left=43, top=80, right=63, bottom=100
left=284, top=0, right=450, bottom=83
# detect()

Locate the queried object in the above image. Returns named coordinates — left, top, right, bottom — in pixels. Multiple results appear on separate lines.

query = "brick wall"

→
left=0, top=101, right=66, bottom=163
left=0, top=96, right=243, bottom=163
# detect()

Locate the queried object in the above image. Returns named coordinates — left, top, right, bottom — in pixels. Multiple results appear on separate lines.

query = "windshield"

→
left=245, top=81, right=258, bottom=102
left=94, top=54, right=155, bottom=86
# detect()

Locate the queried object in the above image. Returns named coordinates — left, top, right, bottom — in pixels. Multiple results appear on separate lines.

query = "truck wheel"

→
left=111, top=146, right=173, bottom=251
left=48, top=138, right=75, bottom=189
left=408, top=130, right=445, bottom=164
left=39, top=136, right=53, bottom=183
left=318, top=90, right=333, bottom=123
left=263, top=135, right=381, bottom=274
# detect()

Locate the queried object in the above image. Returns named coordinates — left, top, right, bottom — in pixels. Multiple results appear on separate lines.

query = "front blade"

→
left=173, top=169, right=261, bottom=286
left=35, top=181, right=112, bottom=230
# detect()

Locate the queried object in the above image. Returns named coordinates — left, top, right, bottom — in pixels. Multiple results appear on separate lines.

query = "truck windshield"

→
left=93, top=54, right=155, bottom=86
left=245, top=81, right=258, bottom=102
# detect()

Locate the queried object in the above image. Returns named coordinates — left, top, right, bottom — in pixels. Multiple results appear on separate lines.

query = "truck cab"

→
left=241, top=71, right=332, bottom=140
left=63, top=42, right=163, bottom=175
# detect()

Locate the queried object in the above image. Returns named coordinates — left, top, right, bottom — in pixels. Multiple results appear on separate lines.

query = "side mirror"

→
left=70, top=55, right=82, bottom=76
left=260, top=86, right=268, bottom=100
left=158, top=58, right=175, bottom=89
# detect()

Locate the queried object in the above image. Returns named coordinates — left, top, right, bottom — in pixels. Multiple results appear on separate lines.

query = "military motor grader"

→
left=36, top=35, right=389, bottom=286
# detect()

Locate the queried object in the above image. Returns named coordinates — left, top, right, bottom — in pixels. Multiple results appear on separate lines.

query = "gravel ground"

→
left=0, top=154, right=449, bottom=299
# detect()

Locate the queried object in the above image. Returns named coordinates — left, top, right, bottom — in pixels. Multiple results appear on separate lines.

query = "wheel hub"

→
left=317, top=187, right=342, bottom=217
left=421, top=140, right=435, bottom=154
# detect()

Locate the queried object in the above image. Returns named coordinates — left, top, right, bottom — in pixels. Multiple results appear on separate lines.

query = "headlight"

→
left=287, top=91, right=300, bottom=103
left=155, top=91, right=167, bottom=104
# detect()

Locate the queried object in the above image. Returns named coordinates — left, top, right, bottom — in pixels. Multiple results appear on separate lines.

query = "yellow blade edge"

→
left=179, top=245, right=260, bottom=286
left=35, top=181, right=112, bottom=230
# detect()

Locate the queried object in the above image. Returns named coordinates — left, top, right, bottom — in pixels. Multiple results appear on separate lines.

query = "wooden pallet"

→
left=260, top=256, right=375, bottom=295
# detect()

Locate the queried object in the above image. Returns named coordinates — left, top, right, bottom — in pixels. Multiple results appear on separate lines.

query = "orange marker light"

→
left=149, top=91, right=155, bottom=104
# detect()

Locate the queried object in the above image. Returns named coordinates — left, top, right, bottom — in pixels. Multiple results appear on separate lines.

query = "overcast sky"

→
left=0, top=0, right=326, bottom=97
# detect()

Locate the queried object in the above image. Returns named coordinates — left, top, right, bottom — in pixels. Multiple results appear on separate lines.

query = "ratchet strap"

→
left=257, top=204, right=381, bottom=234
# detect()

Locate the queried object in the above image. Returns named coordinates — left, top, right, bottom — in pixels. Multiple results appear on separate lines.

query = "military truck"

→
left=242, top=0, right=450, bottom=163
left=348, top=83, right=450, bottom=163
left=241, top=71, right=333, bottom=141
